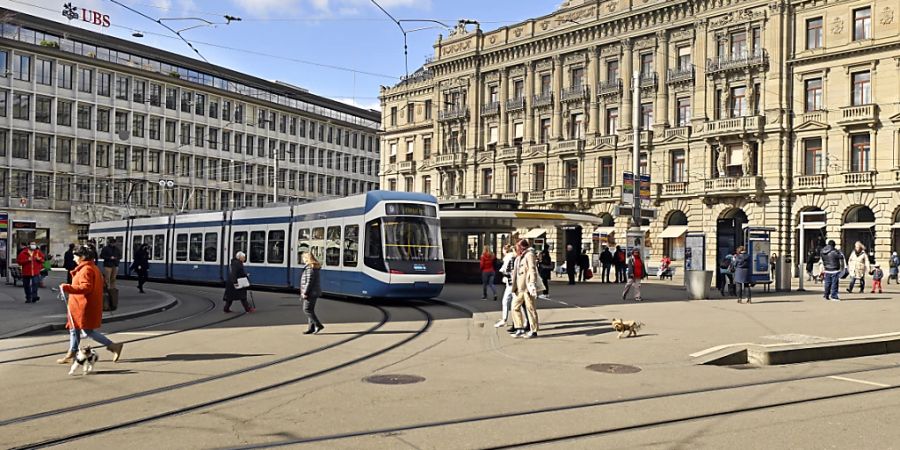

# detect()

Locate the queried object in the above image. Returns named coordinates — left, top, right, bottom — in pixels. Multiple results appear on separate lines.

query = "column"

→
left=525, top=62, right=535, bottom=143
left=656, top=30, right=670, bottom=127
left=552, top=55, right=564, bottom=140
left=500, top=68, right=509, bottom=147
left=621, top=39, right=634, bottom=131
left=588, top=46, right=600, bottom=136
left=467, top=78, right=479, bottom=153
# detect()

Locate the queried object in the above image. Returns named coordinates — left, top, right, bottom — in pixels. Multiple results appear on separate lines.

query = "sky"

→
left=2, top=0, right=559, bottom=111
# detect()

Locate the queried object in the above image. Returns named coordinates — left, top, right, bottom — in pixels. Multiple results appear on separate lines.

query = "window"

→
left=149, top=117, right=161, bottom=140
left=185, top=233, right=202, bottom=261
left=149, top=150, right=160, bottom=173
left=390, top=107, right=397, bottom=126
left=115, top=75, right=129, bottom=100
left=539, top=118, right=551, bottom=143
left=804, top=138, right=823, bottom=175
left=671, top=150, right=686, bottom=183
left=133, top=79, right=146, bottom=103
left=676, top=98, right=691, bottom=127
left=607, top=59, right=619, bottom=81
left=76, top=141, right=91, bottom=165
left=571, top=67, right=585, bottom=88
left=133, top=114, right=145, bottom=138
left=389, top=142, right=397, bottom=164
left=194, top=93, right=205, bottom=116
left=0, top=90, right=6, bottom=117
left=422, top=175, right=432, bottom=194
left=153, top=235, right=164, bottom=261
left=35, top=96, right=51, bottom=123
left=295, top=228, right=311, bottom=263
left=232, top=231, right=248, bottom=257
left=13, top=93, right=30, bottom=120
left=209, top=99, right=219, bottom=119
left=850, top=134, right=870, bottom=172
left=326, top=226, right=341, bottom=266
left=599, top=157, right=613, bottom=187
left=0, top=50, right=6, bottom=77
left=640, top=103, right=653, bottom=129
left=805, top=78, right=823, bottom=112
left=12, top=132, right=28, bottom=159
left=513, top=79, right=525, bottom=99
left=222, top=131, right=231, bottom=152
left=731, top=31, right=747, bottom=57
left=34, top=135, right=51, bottom=161
left=807, top=18, right=823, bottom=49
left=98, top=72, right=111, bottom=96
left=36, top=59, right=52, bottom=85
left=58, top=64, right=73, bottom=89
left=223, top=101, right=232, bottom=121
left=56, top=175, right=71, bottom=201
left=165, top=87, right=177, bottom=109
left=165, top=120, right=176, bottom=143
left=364, top=219, right=386, bottom=272
left=198, top=233, right=217, bottom=262
left=640, top=53, right=653, bottom=77
left=677, top=46, right=691, bottom=70
left=540, top=74, right=552, bottom=95
left=482, top=169, right=493, bottom=195
left=181, top=91, right=192, bottom=112
left=423, top=137, right=432, bottom=159
left=149, top=83, right=161, bottom=106
left=424, top=100, right=432, bottom=120
left=209, top=128, right=218, bottom=149
left=249, top=231, right=266, bottom=263
left=114, top=146, right=127, bottom=170
left=752, top=27, right=761, bottom=54
left=176, top=234, right=188, bottom=261
left=406, top=103, right=414, bottom=123
left=489, top=85, right=499, bottom=103
left=180, top=123, right=191, bottom=145
left=132, top=148, right=144, bottom=172
left=730, top=86, right=747, bottom=117
left=564, top=160, right=578, bottom=189
left=311, top=227, right=325, bottom=261
left=606, top=108, right=619, bottom=135
left=406, top=140, right=414, bottom=160
left=639, top=152, right=649, bottom=175
left=507, top=166, right=519, bottom=192
left=852, top=72, right=871, bottom=105
left=854, top=7, right=872, bottom=41
left=57, top=138, right=72, bottom=164
left=78, top=104, right=93, bottom=129
left=57, top=100, right=72, bottom=126
left=13, top=54, right=30, bottom=81
left=344, top=225, right=359, bottom=267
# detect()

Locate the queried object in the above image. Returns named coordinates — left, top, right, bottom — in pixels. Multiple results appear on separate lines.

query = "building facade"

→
left=0, top=10, right=380, bottom=259
left=380, top=0, right=900, bottom=270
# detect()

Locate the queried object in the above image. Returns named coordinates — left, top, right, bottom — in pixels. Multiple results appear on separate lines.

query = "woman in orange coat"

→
left=56, top=245, right=124, bottom=364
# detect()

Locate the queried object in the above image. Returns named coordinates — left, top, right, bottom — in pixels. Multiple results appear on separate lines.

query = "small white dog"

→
left=68, top=346, right=99, bottom=376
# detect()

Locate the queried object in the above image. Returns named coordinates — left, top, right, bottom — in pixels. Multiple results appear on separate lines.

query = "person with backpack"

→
left=719, top=252, right=735, bottom=296
left=821, top=240, right=845, bottom=301
left=613, top=246, right=626, bottom=283
left=888, top=252, right=899, bottom=285
left=577, top=249, right=590, bottom=283
left=479, top=245, right=498, bottom=301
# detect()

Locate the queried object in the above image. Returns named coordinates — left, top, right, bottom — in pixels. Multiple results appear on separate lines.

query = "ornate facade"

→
left=380, top=0, right=900, bottom=268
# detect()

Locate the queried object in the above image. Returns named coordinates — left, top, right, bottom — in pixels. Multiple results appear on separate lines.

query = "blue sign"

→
left=745, top=227, right=774, bottom=284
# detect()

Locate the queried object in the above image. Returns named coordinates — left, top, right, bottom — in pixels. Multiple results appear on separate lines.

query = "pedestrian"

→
left=770, top=252, right=778, bottom=281
left=39, top=253, right=53, bottom=288
left=63, top=243, right=77, bottom=284
left=658, top=255, right=672, bottom=280
left=733, top=246, right=751, bottom=304
left=56, top=245, right=124, bottom=364
left=613, top=245, right=626, bottom=283
left=131, top=244, right=150, bottom=293
left=871, top=264, right=884, bottom=294
left=577, top=249, right=590, bottom=282
left=479, top=245, right=498, bottom=301
left=509, top=239, right=540, bottom=339
left=538, top=247, right=553, bottom=296
left=494, top=244, right=517, bottom=329
left=300, top=252, right=324, bottom=334
left=821, top=240, right=845, bottom=301
left=719, top=252, right=735, bottom=296
left=99, top=238, right=122, bottom=290
left=622, top=247, right=647, bottom=301
left=805, top=249, right=817, bottom=281
left=565, top=244, right=577, bottom=285
left=889, top=252, right=900, bottom=285
left=223, top=251, right=255, bottom=313
left=16, top=241, right=44, bottom=303
left=846, top=241, right=870, bottom=294
left=600, top=246, right=613, bottom=283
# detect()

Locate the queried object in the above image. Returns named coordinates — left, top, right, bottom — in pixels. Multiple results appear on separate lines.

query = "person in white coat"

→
left=846, top=241, right=871, bottom=294
left=494, top=244, right=517, bottom=329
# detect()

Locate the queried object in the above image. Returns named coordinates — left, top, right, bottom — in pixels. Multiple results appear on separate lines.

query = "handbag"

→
left=235, top=277, right=251, bottom=289
left=840, top=268, right=850, bottom=279
left=585, top=268, right=593, bottom=280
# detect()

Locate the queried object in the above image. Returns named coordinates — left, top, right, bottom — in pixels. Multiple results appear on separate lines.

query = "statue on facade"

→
left=742, top=141, right=754, bottom=176
left=721, top=89, right=731, bottom=119
left=458, top=129, right=466, bottom=151
left=747, top=83, right=757, bottom=114
left=456, top=172, right=464, bottom=195
left=716, top=146, right=727, bottom=177
left=442, top=174, right=451, bottom=195
left=446, top=132, right=454, bottom=153
left=449, top=20, right=469, bottom=37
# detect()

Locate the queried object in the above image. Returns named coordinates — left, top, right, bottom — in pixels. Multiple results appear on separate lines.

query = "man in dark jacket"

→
left=132, top=244, right=150, bottom=293
left=577, top=250, right=590, bottom=282
left=99, top=238, right=122, bottom=289
left=613, top=246, right=627, bottom=283
left=63, top=243, right=77, bottom=284
left=224, top=252, right=254, bottom=313
left=599, top=246, right=613, bottom=283
left=565, top=244, right=577, bottom=285
left=821, top=240, right=845, bottom=301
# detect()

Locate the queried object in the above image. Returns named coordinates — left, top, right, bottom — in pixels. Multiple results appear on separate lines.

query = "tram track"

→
left=11, top=304, right=435, bottom=450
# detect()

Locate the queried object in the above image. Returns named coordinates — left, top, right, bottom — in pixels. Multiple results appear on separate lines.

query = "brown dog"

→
left=611, top=318, right=643, bottom=338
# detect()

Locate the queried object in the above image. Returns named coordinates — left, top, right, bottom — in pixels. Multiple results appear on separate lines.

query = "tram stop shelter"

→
left=439, top=199, right=606, bottom=283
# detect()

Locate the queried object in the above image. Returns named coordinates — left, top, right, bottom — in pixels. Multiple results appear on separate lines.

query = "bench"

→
left=647, top=266, right=677, bottom=280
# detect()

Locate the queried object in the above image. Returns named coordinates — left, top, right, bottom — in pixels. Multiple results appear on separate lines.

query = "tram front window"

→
left=383, top=217, right=441, bottom=262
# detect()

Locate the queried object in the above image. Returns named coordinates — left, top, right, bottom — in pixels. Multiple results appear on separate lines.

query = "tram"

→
left=88, top=191, right=445, bottom=299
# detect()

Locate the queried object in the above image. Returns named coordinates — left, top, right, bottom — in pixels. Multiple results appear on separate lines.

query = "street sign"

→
left=622, top=172, right=635, bottom=206
left=613, top=205, right=657, bottom=220
left=640, top=174, right=651, bottom=206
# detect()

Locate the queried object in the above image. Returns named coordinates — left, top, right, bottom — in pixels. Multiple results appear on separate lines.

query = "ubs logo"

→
left=62, top=2, right=111, bottom=28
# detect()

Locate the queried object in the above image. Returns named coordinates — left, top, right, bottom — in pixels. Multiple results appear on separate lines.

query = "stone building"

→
left=380, top=0, right=900, bottom=270
left=0, top=10, right=380, bottom=260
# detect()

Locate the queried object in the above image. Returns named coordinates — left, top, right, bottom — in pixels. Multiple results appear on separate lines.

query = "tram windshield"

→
left=382, top=217, right=442, bottom=262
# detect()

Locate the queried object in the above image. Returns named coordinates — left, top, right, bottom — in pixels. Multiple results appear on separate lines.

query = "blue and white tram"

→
left=88, top=191, right=445, bottom=299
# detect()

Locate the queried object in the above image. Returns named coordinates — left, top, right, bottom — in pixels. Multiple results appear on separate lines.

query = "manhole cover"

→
left=363, top=374, right=426, bottom=385
left=586, top=363, right=642, bottom=374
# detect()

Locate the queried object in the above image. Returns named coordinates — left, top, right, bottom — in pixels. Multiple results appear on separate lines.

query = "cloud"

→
left=332, top=97, right=382, bottom=112
left=230, top=0, right=430, bottom=17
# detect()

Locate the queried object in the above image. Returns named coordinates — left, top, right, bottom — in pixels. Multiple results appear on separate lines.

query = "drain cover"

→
left=363, top=374, right=426, bottom=385
left=586, top=363, right=642, bottom=374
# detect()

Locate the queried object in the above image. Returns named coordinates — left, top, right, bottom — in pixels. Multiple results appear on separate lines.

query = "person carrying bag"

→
left=223, top=251, right=255, bottom=313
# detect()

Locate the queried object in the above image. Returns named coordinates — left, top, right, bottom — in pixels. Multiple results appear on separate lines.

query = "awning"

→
left=522, top=228, right=547, bottom=239
left=841, top=222, right=876, bottom=230
left=592, top=226, right=615, bottom=235
left=659, top=225, right=688, bottom=239
left=798, top=222, right=827, bottom=229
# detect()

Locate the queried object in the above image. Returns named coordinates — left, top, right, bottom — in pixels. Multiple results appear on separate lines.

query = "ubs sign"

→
left=62, top=2, right=111, bottom=28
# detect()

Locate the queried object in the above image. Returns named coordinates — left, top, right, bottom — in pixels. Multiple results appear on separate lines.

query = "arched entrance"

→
left=716, top=208, right=747, bottom=275
left=661, top=210, right=688, bottom=260
left=842, top=205, right=876, bottom=259
left=591, top=213, right=616, bottom=252
left=796, top=207, right=827, bottom=268
left=892, top=208, right=900, bottom=256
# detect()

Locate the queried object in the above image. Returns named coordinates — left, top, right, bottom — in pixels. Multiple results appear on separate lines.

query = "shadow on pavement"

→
left=91, top=370, right=137, bottom=375
left=126, top=353, right=272, bottom=363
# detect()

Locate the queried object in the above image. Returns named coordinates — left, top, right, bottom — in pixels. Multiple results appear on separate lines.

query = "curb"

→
left=695, top=332, right=900, bottom=366
left=0, top=290, right=179, bottom=339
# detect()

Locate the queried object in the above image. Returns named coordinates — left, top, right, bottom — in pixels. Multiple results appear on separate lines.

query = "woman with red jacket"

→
left=56, top=245, right=124, bottom=364
left=16, top=241, right=44, bottom=303
left=479, top=245, right=498, bottom=301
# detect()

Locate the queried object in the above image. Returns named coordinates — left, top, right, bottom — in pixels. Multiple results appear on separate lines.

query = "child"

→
left=871, top=264, right=884, bottom=294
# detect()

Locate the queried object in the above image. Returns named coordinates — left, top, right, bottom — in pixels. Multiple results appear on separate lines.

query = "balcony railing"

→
left=561, top=85, right=590, bottom=102
left=837, top=104, right=878, bottom=125
left=499, top=192, right=522, bottom=202
left=528, top=143, right=550, bottom=155
left=663, top=126, right=691, bottom=141
left=497, top=146, right=521, bottom=161
left=506, top=97, right=525, bottom=112
left=527, top=191, right=545, bottom=202
left=666, top=65, right=695, bottom=85
left=596, top=135, right=618, bottom=147
left=438, top=106, right=469, bottom=121
left=592, top=186, right=617, bottom=201
left=799, top=110, right=828, bottom=124
left=552, top=139, right=584, bottom=155
left=706, top=50, right=769, bottom=75
left=397, top=161, right=415, bottom=173
left=704, top=176, right=761, bottom=194
left=843, top=171, right=876, bottom=187
left=597, top=79, right=622, bottom=97
left=481, top=101, right=500, bottom=116
left=660, top=182, right=688, bottom=196
left=704, top=115, right=763, bottom=137
left=546, top=188, right=583, bottom=203
left=796, top=174, right=826, bottom=191
left=620, top=130, right=653, bottom=146
left=432, top=152, right=466, bottom=168
left=532, top=93, right=553, bottom=107
left=639, top=72, right=658, bottom=90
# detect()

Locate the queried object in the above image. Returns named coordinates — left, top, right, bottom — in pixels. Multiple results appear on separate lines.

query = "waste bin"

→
left=777, top=256, right=792, bottom=292
left=684, top=270, right=714, bottom=300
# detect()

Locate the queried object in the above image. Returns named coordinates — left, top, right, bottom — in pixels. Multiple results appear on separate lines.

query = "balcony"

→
left=842, top=171, right=876, bottom=187
left=532, top=93, right=553, bottom=108
left=497, top=146, right=521, bottom=161
left=639, top=73, right=658, bottom=91
left=660, top=182, right=689, bottom=197
left=597, top=79, right=622, bottom=98
left=667, top=66, right=695, bottom=85
left=506, top=97, right=525, bottom=112
left=526, top=143, right=549, bottom=156
left=438, top=106, right=469, bottom=122
left=561, top=85, right=590, bottom=103
left=397, top=160, right=415, bottom=173
left=795, top=174, right=826, bottom=191
left=481, top=101, right=500, bottom=117
left=663, top=126, right=691, bottom=141
left=704, top=116, right=763, bottom=137
left=527, top=191, right=545, bottom=202
left=837, top=104, right=878, bottom=126
left=620, top=130, right=653, bottom=146
left=498, top=192, right=523, bottom=202
left=592, top=186, right=618, bottom=201
left=431, top=152, right=466, bottom=168
left=595, top=135, right=618, bottom=148
left=704, top=176, right=761, bottom=195
left=799, top=110, right=828, bottom=125
left=546, top=188, right=585, bottom=203
left=706, top=50, right=769, bottom=76
left=552, top=139, right=584, bottom=156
